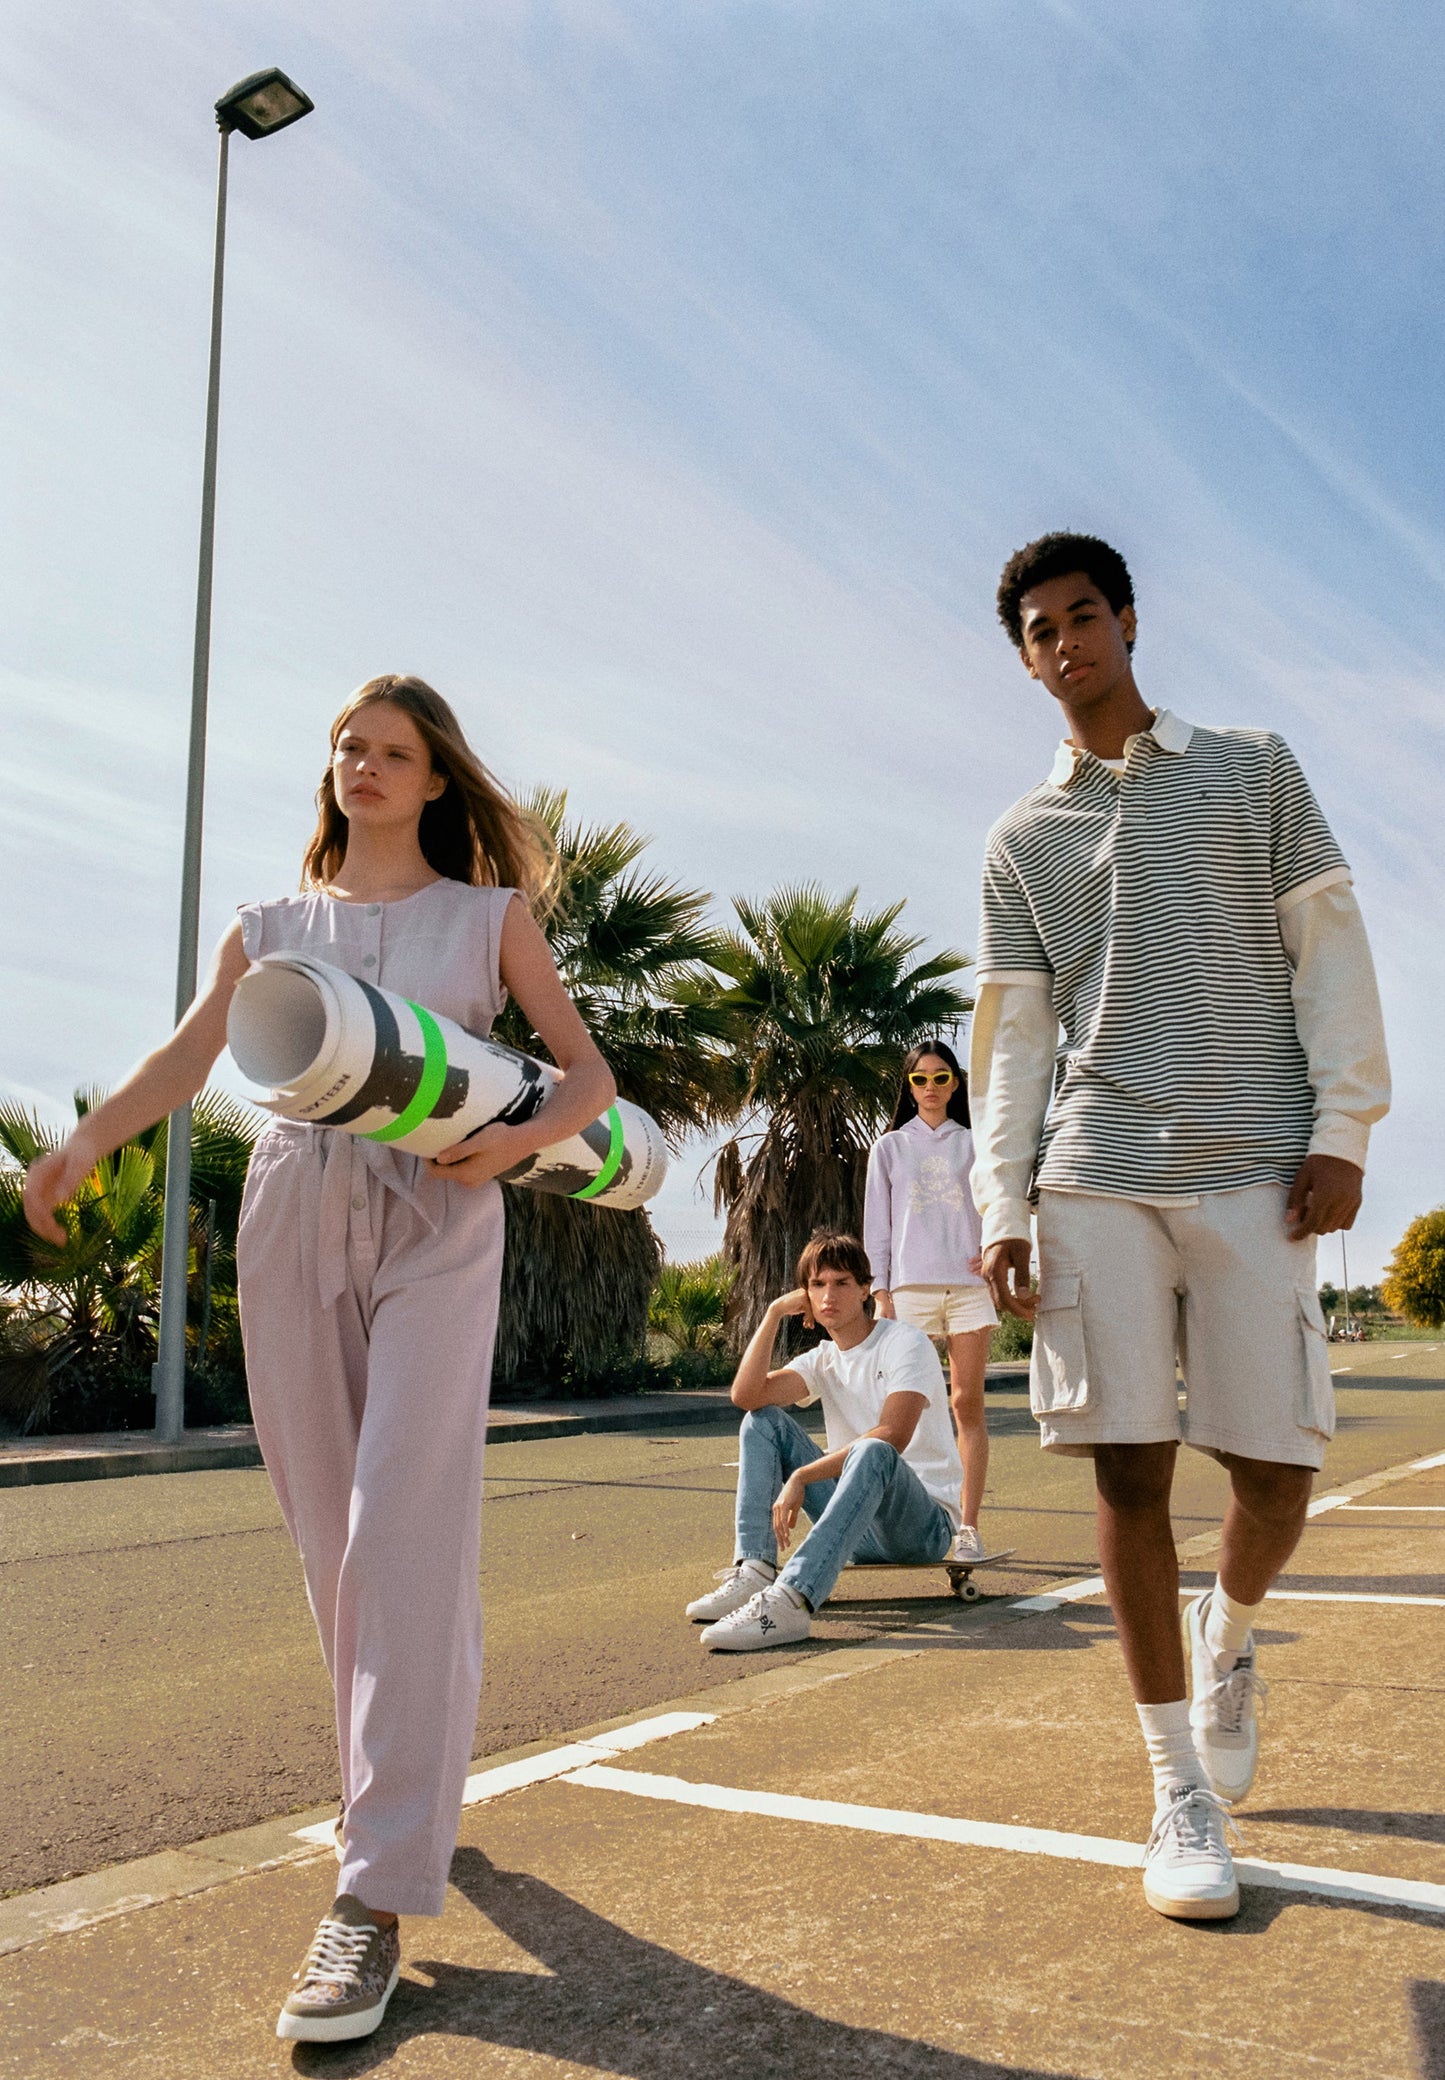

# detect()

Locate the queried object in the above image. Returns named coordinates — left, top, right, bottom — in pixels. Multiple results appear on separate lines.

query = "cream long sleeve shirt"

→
left=969, top=876, right=1391, bottom=1248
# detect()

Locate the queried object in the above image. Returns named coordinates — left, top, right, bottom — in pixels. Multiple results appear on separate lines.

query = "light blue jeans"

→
left=734, top=1404, right=953, bottom=1611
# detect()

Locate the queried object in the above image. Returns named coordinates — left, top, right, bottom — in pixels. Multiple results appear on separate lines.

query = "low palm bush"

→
left=647, top=1254, right=735, bottom=1386
left=0, top=1092, right=259, bottom=1433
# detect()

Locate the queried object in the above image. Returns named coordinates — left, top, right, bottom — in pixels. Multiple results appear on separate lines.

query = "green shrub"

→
left=989, top=1312, right=1033, bottom=1361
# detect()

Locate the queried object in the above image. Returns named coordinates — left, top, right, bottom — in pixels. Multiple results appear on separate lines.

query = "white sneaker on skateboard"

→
left=950, top=1526, right=985, bottom=1565
left=1185, top=1592, right=1268, bottom=1803
left=1142, top=1785, right=1240, bottom=1921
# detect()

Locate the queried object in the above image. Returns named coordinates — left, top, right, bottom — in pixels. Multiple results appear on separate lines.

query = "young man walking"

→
left=685, top=1234, right=963, bottom=1650
left=971, top=532, right=1389, bottom=1920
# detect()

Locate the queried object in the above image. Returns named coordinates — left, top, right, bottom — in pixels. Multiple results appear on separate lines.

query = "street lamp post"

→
left=152, top=69, right=314, bottom=1443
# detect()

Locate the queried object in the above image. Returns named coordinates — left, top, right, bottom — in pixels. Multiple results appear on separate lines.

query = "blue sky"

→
left=4, top=0, right=1442, bottom=1282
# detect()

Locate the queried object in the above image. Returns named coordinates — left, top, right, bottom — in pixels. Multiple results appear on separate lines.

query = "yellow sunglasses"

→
left=907, top=1070, right=956, bottom=1088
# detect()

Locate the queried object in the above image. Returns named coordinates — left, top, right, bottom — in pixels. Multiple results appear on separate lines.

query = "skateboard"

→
left=944, top=1546, right=1017, bottom=1601
left=844, top=1547, right=1022, bottom=1605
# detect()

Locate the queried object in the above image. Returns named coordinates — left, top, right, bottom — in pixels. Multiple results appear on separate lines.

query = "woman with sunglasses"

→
left=864, top=1038, right=998, bottom=1563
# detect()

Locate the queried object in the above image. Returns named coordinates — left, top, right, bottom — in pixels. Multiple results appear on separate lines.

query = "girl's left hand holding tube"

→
left=426, top=1119, right=528, bottom=1188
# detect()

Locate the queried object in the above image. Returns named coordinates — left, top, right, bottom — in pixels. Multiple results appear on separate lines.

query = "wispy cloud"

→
left=4, top=0, right=1442, bottom=1277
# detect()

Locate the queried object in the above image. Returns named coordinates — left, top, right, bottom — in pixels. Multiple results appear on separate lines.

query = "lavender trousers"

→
left=237, top=1125, right=503, bottom=1916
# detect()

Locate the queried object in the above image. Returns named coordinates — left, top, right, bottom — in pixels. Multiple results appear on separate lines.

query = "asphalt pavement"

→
left=3, top=1347, right=1442, bottom=1899
left=0, top=1339, right=1441, bottom=2077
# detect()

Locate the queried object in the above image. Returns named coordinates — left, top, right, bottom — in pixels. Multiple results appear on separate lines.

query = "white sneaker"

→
left=1142, top=1784, right=1240, bottom=1920
left=700, top=1583, right=811, bottom=1652
left=1185, top=1593, right=1269, bottom=1803
left=685, top=1559, right=776, bottom=1623
left=950, top=1527, right=985, bottom=1565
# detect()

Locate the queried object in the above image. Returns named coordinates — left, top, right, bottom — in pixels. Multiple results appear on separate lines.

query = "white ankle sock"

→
left=734, top=1557, right=776, bottom=1582
left=775, top=1582, right=807, bottom=1609
left=1136, top=1699, right=1206, bottom=1808
left=1204, top=1584, right=1261, bottom=1666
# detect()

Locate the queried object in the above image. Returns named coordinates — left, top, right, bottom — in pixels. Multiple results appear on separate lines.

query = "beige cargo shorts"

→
left=1029, top=1185, right=1334, bottom=1469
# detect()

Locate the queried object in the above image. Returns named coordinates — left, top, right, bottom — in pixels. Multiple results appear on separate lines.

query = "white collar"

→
left=1047, top=707, right=1193, bottom=788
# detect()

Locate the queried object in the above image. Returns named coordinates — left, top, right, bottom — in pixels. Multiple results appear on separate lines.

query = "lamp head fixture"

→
left=215, top=68, right=314, bottom=140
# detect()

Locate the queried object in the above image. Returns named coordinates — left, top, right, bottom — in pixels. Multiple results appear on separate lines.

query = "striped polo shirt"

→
left=975, top=709, right=1348, bottom=1199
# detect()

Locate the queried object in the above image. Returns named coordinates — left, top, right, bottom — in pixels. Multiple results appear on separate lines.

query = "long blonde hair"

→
left=301, top=676, right=559, bottom=912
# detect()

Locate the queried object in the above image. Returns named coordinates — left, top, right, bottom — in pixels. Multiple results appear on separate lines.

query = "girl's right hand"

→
left=873, top=1290, right=896, bottom=1319
left=23, top=1140, right=95, bottom=1245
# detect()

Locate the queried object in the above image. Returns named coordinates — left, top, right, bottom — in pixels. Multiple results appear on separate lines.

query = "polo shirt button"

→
left=362, top=955, right=377, bottom=968
left=352, top=1195, right=366, bottom=1211
left=367, top=904, right=381, bottom=916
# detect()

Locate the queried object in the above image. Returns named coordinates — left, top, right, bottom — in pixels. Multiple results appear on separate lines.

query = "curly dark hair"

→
left=996, top=532, right=1135, bottom=653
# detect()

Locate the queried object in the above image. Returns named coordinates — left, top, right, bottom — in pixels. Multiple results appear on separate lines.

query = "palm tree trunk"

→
left=495, top=1188, right=663, bottom=1395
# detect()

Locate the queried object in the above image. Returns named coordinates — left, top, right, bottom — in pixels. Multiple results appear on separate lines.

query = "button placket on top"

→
left=350, top=906, right=385, bottom=1260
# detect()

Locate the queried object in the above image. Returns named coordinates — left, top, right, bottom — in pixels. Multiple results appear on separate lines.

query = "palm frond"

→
left=692, top=885, right=973, bottom=1352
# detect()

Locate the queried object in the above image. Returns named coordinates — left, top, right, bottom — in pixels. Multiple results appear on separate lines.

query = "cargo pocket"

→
left=1030, top=1270, right=1091, bottom=1416
left=1295, top=1288, right=1336, bottom=1440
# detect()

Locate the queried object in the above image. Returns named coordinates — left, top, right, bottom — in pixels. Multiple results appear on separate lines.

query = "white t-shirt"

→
left=786, top=1317, right=962, bottom=1528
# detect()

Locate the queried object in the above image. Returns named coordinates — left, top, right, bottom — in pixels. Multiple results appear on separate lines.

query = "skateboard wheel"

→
left=960, top=1579, right=981, bottom=1601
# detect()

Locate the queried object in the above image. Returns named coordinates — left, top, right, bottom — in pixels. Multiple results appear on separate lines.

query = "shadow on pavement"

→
left=289, top=1847, right=1082, bottom=2079
left=1249, top=1806, right=1445, bottom=1846
left=1412, top=1980, right=1445, bottom=2079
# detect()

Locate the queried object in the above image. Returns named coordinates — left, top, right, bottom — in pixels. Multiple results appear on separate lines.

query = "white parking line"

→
left=1338, top=1504, right=1445, bottom=1512
left=290, top=1711, right=716, bottom=1845
left=1412, top=1450, right=1445, bottom=1471
left=1257, top=1589, right=1445, bottom=1607
left=1011, top=1575, right=1106, bottom=1611
left=1015, top=1577, right=1445, bottom=1615
left=562, top=1766, right=1445, bottom=1917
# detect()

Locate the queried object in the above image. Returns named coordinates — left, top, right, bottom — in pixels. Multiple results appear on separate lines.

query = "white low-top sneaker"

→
left=700, top=1583, right=811, bottom=1652
left=685, top=1559, right=776, bottom=1623
left=950, top=1526, right=985, bottom=1565
left=1142, top=1784, right=1241, bottom=1920
left=1185, top=1593, right=1269, bottom=1803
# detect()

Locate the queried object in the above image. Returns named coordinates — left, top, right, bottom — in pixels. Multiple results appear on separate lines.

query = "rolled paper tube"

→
left=226, top=953, right=669, bottom=1210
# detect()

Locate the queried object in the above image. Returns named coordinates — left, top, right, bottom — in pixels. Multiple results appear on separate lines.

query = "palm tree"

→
left=492, top=792, right=736, bottom=1393
left=0, top=1090, right=259, bottom=1432
left=698, top=884, right=972, bottom=1351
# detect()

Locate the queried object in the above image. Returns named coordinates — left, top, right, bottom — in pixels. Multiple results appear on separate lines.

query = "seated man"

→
left=687, top=1232, right=964, bottom=1651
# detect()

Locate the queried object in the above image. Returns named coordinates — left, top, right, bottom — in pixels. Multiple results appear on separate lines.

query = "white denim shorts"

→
left=1029, top=1186, right=1333, bottom=1470
left=891, top=1283, right=999, bottom=1338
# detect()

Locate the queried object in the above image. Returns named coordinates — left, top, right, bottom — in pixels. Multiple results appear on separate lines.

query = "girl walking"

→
left=865, top=1039, right=997, bottom=1564
left=24, top=675, right=615, bottom=2044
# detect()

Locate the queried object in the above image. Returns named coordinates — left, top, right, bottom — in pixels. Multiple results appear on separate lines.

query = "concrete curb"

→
left=0, top=1368, right=1032, bottom=1489
left=0, top=1399, right=734, bottom=1488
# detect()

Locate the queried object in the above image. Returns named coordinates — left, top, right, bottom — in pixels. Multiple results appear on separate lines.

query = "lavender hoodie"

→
left=863, top=1115, right=986, bottom=1292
